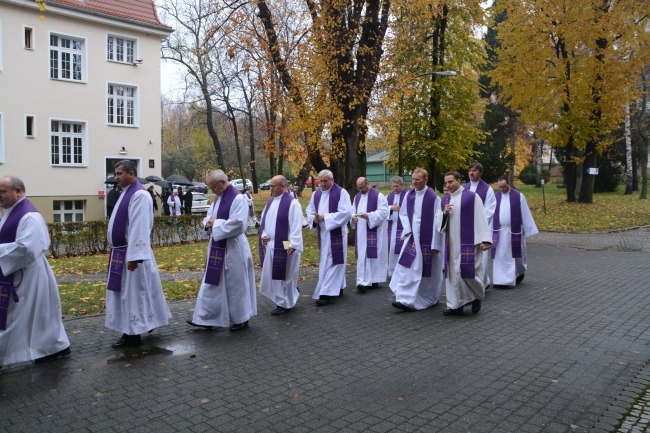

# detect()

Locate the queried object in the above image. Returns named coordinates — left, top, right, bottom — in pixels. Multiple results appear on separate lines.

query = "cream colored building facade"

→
left=0, top=0, right=172, bottom=222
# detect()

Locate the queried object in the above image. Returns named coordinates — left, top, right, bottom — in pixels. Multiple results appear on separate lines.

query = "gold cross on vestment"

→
left=461, top=246, right=474, bottom=262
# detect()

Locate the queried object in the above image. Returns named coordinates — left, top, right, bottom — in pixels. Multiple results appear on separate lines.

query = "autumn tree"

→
left=492, top=0, right=648, bottom=203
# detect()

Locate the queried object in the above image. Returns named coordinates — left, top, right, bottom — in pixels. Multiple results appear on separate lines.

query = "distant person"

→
left=187, top=170, right=256, bottom=331
left=258, top=176, right=303, bottom=315
left=0, top=175, right=71, bottom=365
left=162, top=187, right=171, bottom=216
left=351, top=177, right=389, bottom=293
left=167, top=190, right=181, bottom=217
left=386, top=176, right=407, bottom=278
left=147, top=185, right=158, bottom=215
left=106, top=184, right=119, bottom=218
left=106, top=160, right=171, bottom=348
left=243, top=186, right=259, bottom=232
left=306, top=169, right=353, bottom=306
left=491, top=176, right=538, bottom=287
left=390, top=168, right=444, bottom=312
left=183, top=186, right=193, bottom=215
left=437, top=171, right=492, bottom=316
left=466, top=162, right=496, bottom=288
left=176, top=186, right=185, bottom=214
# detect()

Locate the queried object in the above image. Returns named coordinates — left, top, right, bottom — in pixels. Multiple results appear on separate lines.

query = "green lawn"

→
left=54, top=181, right=649, bottom=317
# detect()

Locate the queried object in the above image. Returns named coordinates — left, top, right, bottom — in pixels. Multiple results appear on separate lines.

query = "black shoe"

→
left=443, top=307, right=463, bottom=316
left=271, top=306, right=291, bottom=316
left=357, top=285, right=366, bottom=294
left=315, top=297, right=329, bottom=306
left=516, top=274, right=525, bottom=284
left=471, top=299, right=482, bottom=314
left=392, top=301, right=416, bottom=312
left=371, top=283, right=379, bottom=288
left=34, top=346, right=71, bottom=364
left=230, top=321, right=249, bottom=331
left=339, top=289, right=344, bottom=297
left=186, top=320, right=214, bottom=330
left=111, top=334, right=141, bottom=348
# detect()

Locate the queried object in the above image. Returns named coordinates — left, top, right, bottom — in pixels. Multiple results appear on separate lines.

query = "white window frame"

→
left=49, top=31, right=86, bottom=83
left=49, top=118, right=88, bottom=167
left=52, top=199, right=85, bottom=223
left=0, top=19, right=4, bottom=71
left=23, top=25, right=34, bottom=50
left=0, top=113, right=4, bottom=163
left=107, top=82, right=139, bottom=127
left=106, top=33, right=137, bottom=64
left=25, top=114, right=35, bottom=138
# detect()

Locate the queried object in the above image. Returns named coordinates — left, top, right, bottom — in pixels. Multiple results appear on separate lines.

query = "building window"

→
left=107, top=83, right=137, bottom=126
left=107, top=35, right=135, bottom=64
left=50, top=33, right=84, bottom=82
left=25, top=115, right=35, bottom=137
left=50, top=119, right=86, bottom=166
left=24, top=26, right=33, bottom=49
left=53, top=200, right=85, bottom=222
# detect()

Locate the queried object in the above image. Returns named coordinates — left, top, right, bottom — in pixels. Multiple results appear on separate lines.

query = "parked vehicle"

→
left=305, top=176, right=320, bottom=187
left=191, top=192, right=210, bottom=214
left=259, top=179, right=272, bottom=190
left=190, top=181, right=208, bottom=193
left=229, top=178, right=253, bottom=190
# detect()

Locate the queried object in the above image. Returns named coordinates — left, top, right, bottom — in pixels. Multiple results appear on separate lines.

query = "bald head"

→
left=356, top=177, right=370, bottom=194
left=270, top=175, right=288, bottom=197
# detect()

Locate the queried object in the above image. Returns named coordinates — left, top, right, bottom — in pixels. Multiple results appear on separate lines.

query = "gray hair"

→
left=115, top=160, right=137, bottom=175
left=207, top=170, right=228, bottom=183
left=390, top=176, right=404, bottom=186
left=2, top=175, right=26, bottom=193
left=317, top=169, right=333, bottom=180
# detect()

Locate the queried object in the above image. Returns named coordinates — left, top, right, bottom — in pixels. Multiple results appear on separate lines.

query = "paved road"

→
left=1, top=229, right=648, bottom=433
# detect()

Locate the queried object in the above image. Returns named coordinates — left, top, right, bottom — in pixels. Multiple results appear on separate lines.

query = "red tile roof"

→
left=50, top=0, right=172, bottom=30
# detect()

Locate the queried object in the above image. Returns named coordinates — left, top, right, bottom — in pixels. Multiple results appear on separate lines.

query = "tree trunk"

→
left=564, top=136, right=577, bottom=202
left=625, top=105, right=633, bottom=195
left=535, top=135, right=543, bottom=188
left=508, top=119, right=516, bottom=186
left=579, top=142, right=597, bottom=204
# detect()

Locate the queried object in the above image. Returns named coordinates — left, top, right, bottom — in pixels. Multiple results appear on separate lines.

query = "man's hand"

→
left=204, top=216, right=216, bottom=232
left=288, top=247, right=296, bottom=256
left=127, top=261, right=139, bottom=271
left=480, top=242, right=491, bottom=251
left=390, top=204, right=400, bottom=212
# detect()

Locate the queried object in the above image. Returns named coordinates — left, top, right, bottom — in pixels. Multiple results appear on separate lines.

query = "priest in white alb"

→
left=390, top=168, right=444, bottom=312
left=351, top=177, right=389, bottom=293
left=466, top=162, right=496, bottom=288
left=491, top=176, right=538, bottom=287
left=437, top=171, right=492, bottom=316
left=386, top=176, right=407, bottom=278
left=258, top=175, right=303, bottom=316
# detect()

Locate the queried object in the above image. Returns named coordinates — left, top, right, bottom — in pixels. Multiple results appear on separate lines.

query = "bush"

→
left=519, top=164, right=550, bottom=185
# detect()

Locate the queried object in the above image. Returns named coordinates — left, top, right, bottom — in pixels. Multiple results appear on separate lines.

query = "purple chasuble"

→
left=313, top=183, right=345, bottom=265
left=442, top=189, right=477, bottom=279
left=258, top=192, right=294, bottom=280
left=107, top=182, right=144, bottom=292
left=0, top=199, right=38, bottom=330
left=204, top=185, right=240, bottom=286
left=397, top=187, right=436, bottom=277
left=491, top=189, right=523, bottom=259
left=387, top=191, right=406, bottom=254
left=354, top=188, right=379, bottom=259
left=466, top=179, right=489, bottom=204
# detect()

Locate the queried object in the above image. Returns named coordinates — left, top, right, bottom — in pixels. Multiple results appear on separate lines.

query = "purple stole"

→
left=386, top=191, right=406, bottom=255
left=107, top=182, right=144, bottom=292
left=397, top=187, right=436, bottom=277
left=466, top=180, right=489, bottom=204
left=491, top=189, right=523, bottom=259
left=258, top=192, right=293, bottom=280
left=204, top=185, right=239, bottom=286
left=313, top=183, right=345, bottom=265
left=442, top=189, right=477, bottom=279
left=0, top=199, right=38, bottom=330
left=169, top=196, right=178, bottom=215
left=354, top=188, right=379, bottom=259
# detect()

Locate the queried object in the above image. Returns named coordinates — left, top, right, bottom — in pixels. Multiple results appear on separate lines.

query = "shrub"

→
left=519, top=164, right=550, bottom=185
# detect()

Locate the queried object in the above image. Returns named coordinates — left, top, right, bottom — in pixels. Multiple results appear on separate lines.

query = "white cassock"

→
left=389, top=188, right=445, bottom=310
left=468, top=180, right=496, bottom=287
left=492, top=190, right=538, bottom=286
left=387, top=191, right=406, bottom=277
left=167, top=195, right=181, bottom=216
left=436, top=186, right=492, bottom=309
left=106, top=185, right=171, bottom=335
left=351, top=191, right=389, bottom=286
left=259, top=197, right=304, bottom=309
left=0, top=201, right=70, bottom=365
left=306, top=186, right=353, bottom=298
left=192, top=193, right=256, bottom=327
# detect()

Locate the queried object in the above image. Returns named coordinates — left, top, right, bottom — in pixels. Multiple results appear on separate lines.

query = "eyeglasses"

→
left=269, top=184, right=280, bottom=188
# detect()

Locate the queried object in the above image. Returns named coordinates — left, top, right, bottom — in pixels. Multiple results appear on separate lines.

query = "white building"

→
left=0, top=0, right=172, bottom=222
